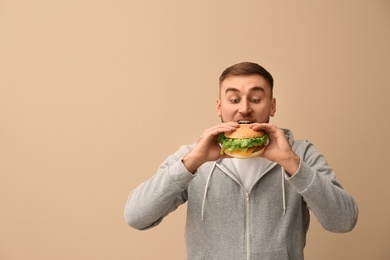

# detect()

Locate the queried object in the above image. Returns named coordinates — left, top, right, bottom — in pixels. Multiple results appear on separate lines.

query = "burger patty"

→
left=252, top=145, right=265, bottom=152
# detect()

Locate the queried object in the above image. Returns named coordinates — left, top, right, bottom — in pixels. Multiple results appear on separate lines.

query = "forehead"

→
left=220, top=74, right=272, bottom=95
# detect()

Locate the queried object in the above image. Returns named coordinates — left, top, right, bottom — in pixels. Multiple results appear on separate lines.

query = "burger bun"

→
left=225, top=124, right=265, bottom=139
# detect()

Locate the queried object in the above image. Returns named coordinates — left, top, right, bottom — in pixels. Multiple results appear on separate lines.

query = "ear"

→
left=270, top=98, right=276, bottom=117
left=216, top=99, right=222, bottom=117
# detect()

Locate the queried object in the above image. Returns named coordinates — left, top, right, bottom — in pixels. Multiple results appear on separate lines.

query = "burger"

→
left=217, top=122, right=268, bottom=159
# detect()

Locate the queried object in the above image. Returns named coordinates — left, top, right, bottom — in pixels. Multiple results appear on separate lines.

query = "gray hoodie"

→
left=125, top=129, right=358, bottom=260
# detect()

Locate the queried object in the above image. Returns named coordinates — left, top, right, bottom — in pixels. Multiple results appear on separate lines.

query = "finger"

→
left=206, top=122, right=239, bottom=136
left=250, top=123, right=274, bottom=133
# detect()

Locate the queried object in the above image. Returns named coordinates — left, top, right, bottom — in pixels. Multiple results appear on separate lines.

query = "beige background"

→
left=1, top=0, right=389, bottom=259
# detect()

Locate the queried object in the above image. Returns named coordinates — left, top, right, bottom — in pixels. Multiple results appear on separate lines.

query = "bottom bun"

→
left=224, top=147, right=265, bottom=159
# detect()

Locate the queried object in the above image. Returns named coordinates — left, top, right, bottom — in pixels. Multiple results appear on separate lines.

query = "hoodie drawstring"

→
left=281, top=167, right=286, bottom=215
left=201, top=163, right=217, bottom=221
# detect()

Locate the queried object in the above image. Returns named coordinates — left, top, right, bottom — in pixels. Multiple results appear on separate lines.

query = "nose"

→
left=238, top=100, right=252, bottom=115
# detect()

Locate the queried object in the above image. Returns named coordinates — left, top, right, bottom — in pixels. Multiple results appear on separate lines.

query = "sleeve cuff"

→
left=165, top=158, right=197, bottom=189
left=284, top=160, right=316, bottom=193
left=284, top=158, right=302, bottom=178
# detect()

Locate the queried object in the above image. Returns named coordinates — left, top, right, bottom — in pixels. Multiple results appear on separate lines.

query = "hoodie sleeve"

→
left=124, top=145, right=196, bottom=230
left=286, top=140, right=358, bottom=233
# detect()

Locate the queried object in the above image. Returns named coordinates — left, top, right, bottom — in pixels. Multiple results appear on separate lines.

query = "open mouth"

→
left=238, top=120, right=253, bottom=124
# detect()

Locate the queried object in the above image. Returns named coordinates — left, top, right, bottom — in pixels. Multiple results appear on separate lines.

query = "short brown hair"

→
left=219, top=62, right=274, bottom=91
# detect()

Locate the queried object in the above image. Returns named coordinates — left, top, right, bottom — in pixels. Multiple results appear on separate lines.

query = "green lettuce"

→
left=217, top=133, right=268, bottom=153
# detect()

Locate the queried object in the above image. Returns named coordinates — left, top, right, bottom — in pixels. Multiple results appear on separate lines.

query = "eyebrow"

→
left=225, top=86, right=265, bottom=94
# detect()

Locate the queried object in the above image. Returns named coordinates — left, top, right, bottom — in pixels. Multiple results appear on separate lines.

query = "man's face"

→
left=216, top=74, right=276, bottom=123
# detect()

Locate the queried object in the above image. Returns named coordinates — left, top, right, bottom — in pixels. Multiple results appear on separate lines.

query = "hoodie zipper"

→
left=246, top=192, right=250, bottom=260
left=213, top=163, right=283, bottom=259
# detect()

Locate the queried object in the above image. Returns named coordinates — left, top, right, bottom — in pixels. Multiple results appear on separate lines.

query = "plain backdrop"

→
left=1, top=0, right=389, bottom=259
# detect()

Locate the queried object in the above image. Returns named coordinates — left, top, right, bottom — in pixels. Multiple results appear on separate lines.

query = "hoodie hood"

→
left=283, top=128, right=294, bottom=146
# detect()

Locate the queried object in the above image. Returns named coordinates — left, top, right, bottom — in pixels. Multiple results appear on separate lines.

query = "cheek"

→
left=219, top=103, right=236, bottom=114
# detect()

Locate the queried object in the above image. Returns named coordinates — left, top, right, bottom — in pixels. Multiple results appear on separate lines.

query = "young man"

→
left=124, top=62, right=358, bottom=260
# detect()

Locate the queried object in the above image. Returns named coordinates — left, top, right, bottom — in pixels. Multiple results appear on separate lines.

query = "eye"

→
left=250, top=98, right=261, bottom=103
left=230, top=98, right=240, bottom=104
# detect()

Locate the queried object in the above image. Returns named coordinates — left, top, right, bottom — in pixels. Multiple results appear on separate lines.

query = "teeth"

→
left=238, top=121, right=252, bottom=124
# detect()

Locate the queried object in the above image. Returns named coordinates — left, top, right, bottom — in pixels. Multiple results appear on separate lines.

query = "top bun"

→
left=225, top=124, right=264, bottom=139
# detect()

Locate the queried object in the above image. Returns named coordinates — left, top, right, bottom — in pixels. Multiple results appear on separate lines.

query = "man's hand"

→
left=251, top=123, right=300, bottom=176
left=182, top=122, right=239, bottom=173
